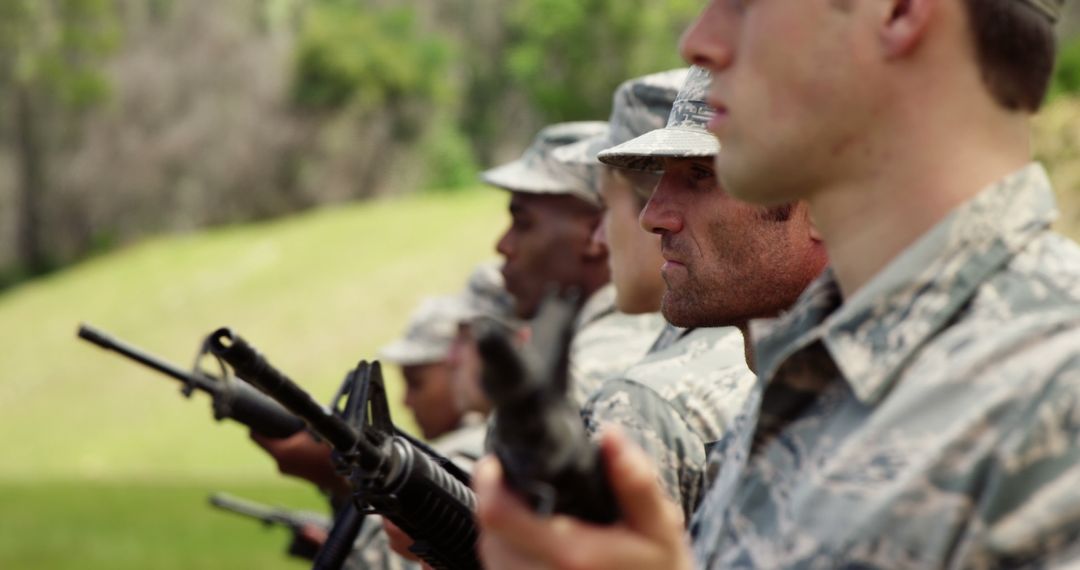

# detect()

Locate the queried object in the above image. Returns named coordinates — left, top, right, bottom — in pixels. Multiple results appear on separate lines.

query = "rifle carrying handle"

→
left=312, top=502, right=365, bottom=570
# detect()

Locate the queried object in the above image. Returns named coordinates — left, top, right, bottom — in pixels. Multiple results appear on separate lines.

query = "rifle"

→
left=207, top=328, right=480, bottom=570
left=208, top=492, right=329, bottom=560
left=475, top=292, right=619, bottom=524
left=77, top=323, right=305, bottom=438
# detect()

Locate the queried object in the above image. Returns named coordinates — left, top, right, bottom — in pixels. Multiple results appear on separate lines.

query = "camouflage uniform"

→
left=582, top=324, right=754, bottom=523
left=691, top=164, right=1080, bottom=568
left=576, top=67, right=759, bottom=523
left=568, top=283, right=667, bottom=406
left=550, top=70, right=692, bottom=406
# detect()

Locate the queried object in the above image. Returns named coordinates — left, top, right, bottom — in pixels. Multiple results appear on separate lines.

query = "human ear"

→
left=879, top=0, right=936, bottom=58
left=583, top=216, right=608, bottom=260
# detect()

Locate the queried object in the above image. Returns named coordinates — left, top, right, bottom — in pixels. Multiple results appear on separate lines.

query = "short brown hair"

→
left=964, top=0, right=1058, bottom=111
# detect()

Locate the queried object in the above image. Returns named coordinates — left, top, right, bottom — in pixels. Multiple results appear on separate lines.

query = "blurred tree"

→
left=503, top=0, right=700, bottom=122
left=1051, top=37, right=1080, bottom=99
left=0, top=0, right=117, bottom=277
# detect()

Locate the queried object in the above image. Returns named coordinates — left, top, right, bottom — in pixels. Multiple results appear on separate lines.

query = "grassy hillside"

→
left=0, top=188, right=506, bottom=482
left=0, top=482, right=327, bottom=570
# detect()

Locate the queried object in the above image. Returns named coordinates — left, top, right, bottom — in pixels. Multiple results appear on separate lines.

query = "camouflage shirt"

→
left=691, top=163, right=1080, bottom=569
left=568, top=284, right=668, bottom=405
left=582, top=324, right=755, bottom=523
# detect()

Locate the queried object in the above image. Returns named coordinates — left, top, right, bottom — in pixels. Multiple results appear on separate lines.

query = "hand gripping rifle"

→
left=206, top=328, right=480, bottom=570
left=77, top=323, right=305, bottom=438
left=475, top=291, right=619, bottom=524
left=208, top=492, right=329, bottom=560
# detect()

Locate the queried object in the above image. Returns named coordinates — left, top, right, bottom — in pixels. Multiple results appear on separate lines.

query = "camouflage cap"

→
left=553, top=69, right=689, bottom=168
left=378, top=296, right=461, bottom=366
left=480, top=121, right=608, bottom=207
left=597, top=66, right=720, bottom=172
left=1023, top=0, right=1064, bottom=21
left=447, top=261, right=519, bottom=327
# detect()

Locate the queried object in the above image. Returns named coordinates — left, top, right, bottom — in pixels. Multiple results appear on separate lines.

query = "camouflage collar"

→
left=575, top=283, right=618, bottom=332
left=753, top=163, right=1057, bottom=404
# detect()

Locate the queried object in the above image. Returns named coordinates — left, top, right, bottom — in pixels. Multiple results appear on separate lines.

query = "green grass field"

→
left=0, top=187, right=506, bottom=568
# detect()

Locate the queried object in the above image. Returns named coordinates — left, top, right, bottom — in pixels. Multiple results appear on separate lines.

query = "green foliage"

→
left=1050, top=38, right=1080, bottom=100
left=504, top=0, right=700, bottom=121
left=292, top=2, right=452, bottom=111
left=0, top=0, right=119, bottom=108
left=419, top=115, right=481, bottom=191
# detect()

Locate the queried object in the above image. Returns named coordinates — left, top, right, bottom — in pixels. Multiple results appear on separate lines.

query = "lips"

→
left=660, top=236, right=689, bottom=266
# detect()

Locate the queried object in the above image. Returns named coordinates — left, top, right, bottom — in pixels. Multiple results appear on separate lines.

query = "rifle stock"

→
left=477, top=292, right=619, bottom=524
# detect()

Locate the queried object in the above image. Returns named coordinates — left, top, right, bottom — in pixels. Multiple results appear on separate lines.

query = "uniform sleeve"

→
left=582, top=379, right=709, bottom=524
left=958, top=346, right=1080, bottom=568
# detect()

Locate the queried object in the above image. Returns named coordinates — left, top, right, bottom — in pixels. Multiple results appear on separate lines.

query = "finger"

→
left=474, top=457, right=569, bottom=561
left=600, top=428, right=685, bottom=541
left=249, top=430, right=272, bottom=447
left=478, top=531, right=550, bottom=570
left=381, top=517, right=421, bottom=562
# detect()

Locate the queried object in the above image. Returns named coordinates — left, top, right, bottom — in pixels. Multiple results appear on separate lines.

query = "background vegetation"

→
left=2, top=0, right=1080, bottom=567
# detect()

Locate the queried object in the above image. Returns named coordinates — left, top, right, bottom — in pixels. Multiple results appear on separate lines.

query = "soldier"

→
left=552, top=68, right=762, bottom=524
left=484, top=121, right=666, bottom=405
left=379, top=295, right=482, bottom=440
left=444, top=261, right=521, bottom=418
left=355, top=262, right=520, bottom=570
left=477, top=0, right=1080, bottom=568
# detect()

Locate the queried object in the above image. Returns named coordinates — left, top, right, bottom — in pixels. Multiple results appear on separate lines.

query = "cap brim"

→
left=480, top=159, right=574, bottom=194
left=378, top=338, right=449, bottom=366
left=597, top=127, right=719, bottom=171
left=480, top=161, right=600, bottom=207
left=552, top=135, right=612, bottom=166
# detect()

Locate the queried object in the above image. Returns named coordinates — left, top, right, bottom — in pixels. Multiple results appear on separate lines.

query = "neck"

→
left=809, top=98, right=1031, bottom=298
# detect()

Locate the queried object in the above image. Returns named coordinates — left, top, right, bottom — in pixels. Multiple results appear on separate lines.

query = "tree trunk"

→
left=13, top=81, right=48, bottom=274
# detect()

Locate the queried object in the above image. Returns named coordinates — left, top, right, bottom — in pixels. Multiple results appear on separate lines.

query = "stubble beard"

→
left=660, top=271, right=731, bottom=329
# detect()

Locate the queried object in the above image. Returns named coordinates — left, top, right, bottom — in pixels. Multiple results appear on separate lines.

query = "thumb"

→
left=600, top=427, right=684, bottom=539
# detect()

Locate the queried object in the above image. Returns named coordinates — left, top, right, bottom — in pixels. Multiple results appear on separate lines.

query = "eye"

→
left=689, top=164, right=716, bottom=184
left=511, top=214, right=533, bottom=232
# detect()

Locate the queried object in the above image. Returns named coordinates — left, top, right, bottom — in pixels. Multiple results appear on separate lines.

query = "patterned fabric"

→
left=1025, top=0, right=1064, bottom=21
left=597, top=66, right=719, bottom=172
left=378, top=295, right=462, bottom=366
left=567, top=283, right=668, bottom=406
left=554, top=69, right=688, bottom=166
left=582, top=325, right=755, bottom=523
left=480, top=121, right=608, bottom=207
left=691, top=163, right=1080, bottom=569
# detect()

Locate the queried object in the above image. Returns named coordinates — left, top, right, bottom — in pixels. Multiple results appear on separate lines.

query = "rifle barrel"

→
left=78, top=323, right=216, bottom=394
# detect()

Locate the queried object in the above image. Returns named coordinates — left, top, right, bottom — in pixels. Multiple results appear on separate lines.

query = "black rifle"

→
left=207, top=328, right=480, bottom=570
left=476, top=292, right=619, bottom=524
left=76, top=323, right=305, bottom=438
left=209, top=492, right=329, bottom=560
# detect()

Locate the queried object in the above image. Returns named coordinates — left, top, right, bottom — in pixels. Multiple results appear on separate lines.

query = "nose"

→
left=679, top=1, right=735, bottom=71
left=495, top=227, right=513, bottom=258
left=593, top=214, right=609, bottom=249
left=640, top=174, right=683, bottom=236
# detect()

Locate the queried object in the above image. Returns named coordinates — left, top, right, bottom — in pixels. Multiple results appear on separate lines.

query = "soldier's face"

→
left=680, top=0, right=870, bottom=206
left=640, top=157, right=825, bottom=327
left=402, top=362, right=461, bottom=439
left=595, top=167, right=665, bottom=314
left=495, top=193, right=606, bottom=319
left=445, top=324, right=490, bottom=415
